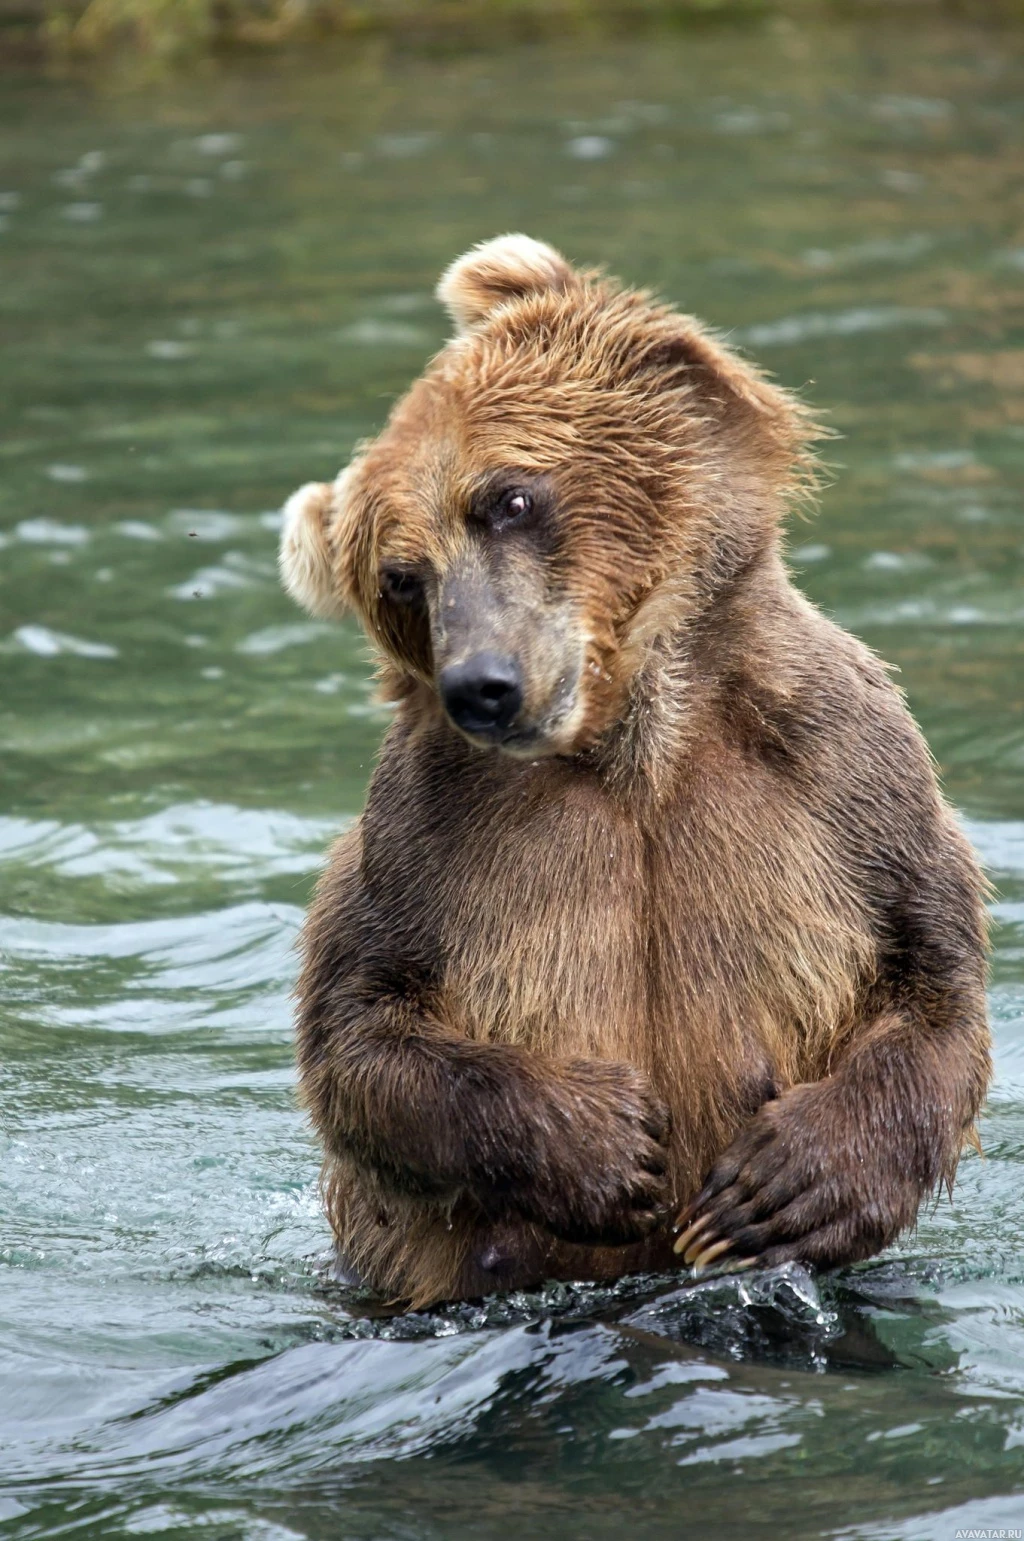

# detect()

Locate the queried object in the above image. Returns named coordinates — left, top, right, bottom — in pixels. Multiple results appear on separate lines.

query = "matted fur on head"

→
left=280, top=234, right=821, bottom=757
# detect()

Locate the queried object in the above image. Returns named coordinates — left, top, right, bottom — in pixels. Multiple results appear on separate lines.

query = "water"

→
left=2, top=17, right=1024, bottom=1538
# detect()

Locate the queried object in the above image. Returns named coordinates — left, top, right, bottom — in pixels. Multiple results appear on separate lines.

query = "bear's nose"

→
left=439, top=652, right=523, bottom=737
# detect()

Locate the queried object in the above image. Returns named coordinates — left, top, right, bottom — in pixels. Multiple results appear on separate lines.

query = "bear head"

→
left=280, top=234, right=819, bottom=759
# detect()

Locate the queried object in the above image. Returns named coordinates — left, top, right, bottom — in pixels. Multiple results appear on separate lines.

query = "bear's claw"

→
left=689, top=1236, right=733, bottom=1271
left=672, top=1211, right=713, bottom=1261
left=674, top=1212, right=758, bottom=1275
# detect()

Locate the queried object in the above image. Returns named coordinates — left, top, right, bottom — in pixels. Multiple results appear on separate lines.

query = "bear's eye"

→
left=495, top=487, right=532, bottom=527
left=380, top=567, right=424, bottom=606
left=469, top=476, right=547, bottom=533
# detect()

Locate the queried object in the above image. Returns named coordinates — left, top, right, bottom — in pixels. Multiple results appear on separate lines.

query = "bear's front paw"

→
left=672, top=1085, right=921, bottom=1275
left=515, top=1061, right=672, bottom=1247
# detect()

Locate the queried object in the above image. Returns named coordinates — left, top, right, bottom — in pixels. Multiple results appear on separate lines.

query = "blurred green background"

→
left=1, top=0, right=1023, bottom=67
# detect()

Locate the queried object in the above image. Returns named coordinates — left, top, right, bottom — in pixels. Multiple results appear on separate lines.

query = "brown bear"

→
left=279, top=234, right=991, bottom=1309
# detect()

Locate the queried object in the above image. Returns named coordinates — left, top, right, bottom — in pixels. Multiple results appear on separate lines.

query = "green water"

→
left=2, top=17, right=1024, bottom=1539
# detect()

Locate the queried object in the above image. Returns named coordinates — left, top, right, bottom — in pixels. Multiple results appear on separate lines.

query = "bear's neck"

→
left=592, top=542, right=795, bottom=803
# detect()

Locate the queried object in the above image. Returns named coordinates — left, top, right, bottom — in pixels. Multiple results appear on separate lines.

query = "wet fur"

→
left=285, top=237, right=991, bottom=1307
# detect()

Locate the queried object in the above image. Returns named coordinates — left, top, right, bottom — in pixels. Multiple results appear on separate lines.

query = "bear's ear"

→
left=278, top=466, right=361, bottom=619
left=436, top=234, right=573, bottom=334
left=640, top=318, right=818, bottom=467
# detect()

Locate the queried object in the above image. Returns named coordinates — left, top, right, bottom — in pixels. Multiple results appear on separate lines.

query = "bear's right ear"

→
left=436, top=234, right=573, bottom=334
left=278, top=466, right=360, bottom=619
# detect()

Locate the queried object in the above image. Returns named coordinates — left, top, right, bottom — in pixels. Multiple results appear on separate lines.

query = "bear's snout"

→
left=439, top=651, right=524, bottom=741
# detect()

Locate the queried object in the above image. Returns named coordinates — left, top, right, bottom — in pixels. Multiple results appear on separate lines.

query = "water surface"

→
left=2, top=18, right=1024, bottom=1538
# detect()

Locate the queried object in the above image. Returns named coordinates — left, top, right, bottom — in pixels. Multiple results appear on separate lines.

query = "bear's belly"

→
left=331, top=1177, right=679, bottom=1307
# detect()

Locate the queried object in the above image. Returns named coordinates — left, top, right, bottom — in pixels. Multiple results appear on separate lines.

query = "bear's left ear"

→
left=436, top=234, right=573, bottom=334
left=640, top=317, right=818, bottom=467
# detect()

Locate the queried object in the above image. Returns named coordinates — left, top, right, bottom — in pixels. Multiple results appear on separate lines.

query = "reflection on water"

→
left=1, top=15, right=1024, bottom=1539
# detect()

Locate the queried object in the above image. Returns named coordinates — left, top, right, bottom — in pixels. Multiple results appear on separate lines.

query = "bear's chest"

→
left=363, top=735, right=649, bottom=1061
left=360, top=726, right=872, bottom=1077
left=440, top=796, right=648, bottom=1060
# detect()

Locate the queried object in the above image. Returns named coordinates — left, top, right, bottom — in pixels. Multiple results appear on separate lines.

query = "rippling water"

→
left=2, top=17, right=1024, bottom=1538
